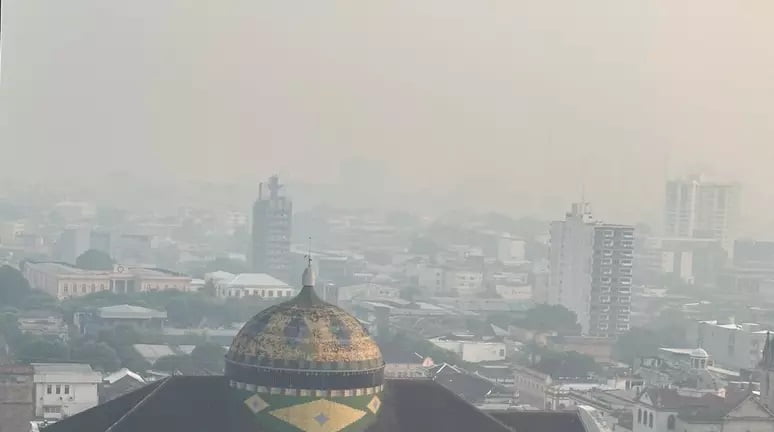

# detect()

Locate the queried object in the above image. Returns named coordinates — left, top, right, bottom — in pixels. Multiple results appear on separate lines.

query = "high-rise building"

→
left=250, top=175, right=292, bottom=283
left=664, top=175, right=741, bottom=251
left=548, top=203, right=634, bottom=337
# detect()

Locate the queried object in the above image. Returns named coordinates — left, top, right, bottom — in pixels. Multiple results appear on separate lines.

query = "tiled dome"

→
left=225, top=266, right=384, bottom=382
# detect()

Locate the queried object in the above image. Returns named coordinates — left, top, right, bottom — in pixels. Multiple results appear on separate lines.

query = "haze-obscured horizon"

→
left=2, top=1, right=774, bottom=231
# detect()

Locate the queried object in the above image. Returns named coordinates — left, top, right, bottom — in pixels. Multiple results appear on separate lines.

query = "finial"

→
left=302, top=237, right=315, bottom=287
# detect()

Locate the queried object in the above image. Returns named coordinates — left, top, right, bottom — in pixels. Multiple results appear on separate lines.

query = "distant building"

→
left=250, top=175, right=292, bottom=283
left=429, top=335, right=507, bottom=363
left=686, top=320, right=767, bottom=371
left=664, top=175, right=741, bottom=252
left=23, top=262, right=192, bottom=300
left=635, top=236, right=725, bottom=286
left=77, top=304, right=167, bottom=336
left=31, top=363, right=101, bottom=421
left=53, top=227, right=91, bottom=264
left=215, top=273, right=294, bottom=299
left=631, top=387, right=774, bottom=432
left=100, top=369, right=146, bottom=404
left=734, top=239, right=774, bottom=269
left=548, top=203, right=634, bottom=337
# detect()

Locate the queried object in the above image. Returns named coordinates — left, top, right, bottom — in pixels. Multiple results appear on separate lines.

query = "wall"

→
left=0, top=366, right=34, bottom=432
left=34, top=380, right=99, bottom=419
left=430, top=339, right=506, bottom=363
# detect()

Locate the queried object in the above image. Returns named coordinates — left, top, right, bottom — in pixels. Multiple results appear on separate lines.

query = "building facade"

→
left=250, top=175, right=293, bottom=283
left=23, top=262, right=192, bottom=300
left=32, top=363, right=101, bottom=421
left=549, top=203, right=634, bottom=337
left=664, top=175, right=741, bottom=252
left=215, top=273, right=295, bottom=299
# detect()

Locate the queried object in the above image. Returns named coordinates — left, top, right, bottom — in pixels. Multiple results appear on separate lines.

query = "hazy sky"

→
left=2, top=1, right=774, bottom=227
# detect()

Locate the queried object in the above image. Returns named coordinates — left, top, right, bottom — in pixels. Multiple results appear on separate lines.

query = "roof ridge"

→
left=105, top=377, right=173, bottom=432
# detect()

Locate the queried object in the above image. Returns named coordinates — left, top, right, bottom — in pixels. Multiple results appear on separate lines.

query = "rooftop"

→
left=222, top=273, right=289, bottom=288
left=98, top=304, right=167, bottom=320
left=32, top=363, right=97, bottom=374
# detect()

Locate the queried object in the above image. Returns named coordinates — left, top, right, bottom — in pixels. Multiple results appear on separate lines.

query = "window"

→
left=268, top=290, right=274, bottom=297
left=637, top=409, right=642, bottom=424
left=43, top=406, right=61, bottom=414
left=649, top=412, right=653, bottom=428
left=47, top=384, right=52, bottom=394
left=667, top=415, right=675, bottom=430
left=55, top=385, right=61, bottom=395
left=91, top=284, right=96, bottom=293
left=64, top=385, right=70, bottom=394
left=63, top=286, right=68, bottom=294
left=81, top=284, right=87, bottom=293
left=100, top=284, right=105, bottom=291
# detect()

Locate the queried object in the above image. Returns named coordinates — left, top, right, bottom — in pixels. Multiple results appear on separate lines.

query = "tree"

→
left=490, top=304, right=580, bottom=335
left=534, top=351, right=600, bottom=378
left=0, top=265, right=31, bottom=307
left=75, top=249, right=114, bottom=271
left=154, top=354, right=195, bottom=374
left=16, top=337, right=70, bottom=363
left=71, top=341, right=121, bottom=372
left=191, top=343, right=225, bottom=373
left=201, top=279, right=217, bottom=297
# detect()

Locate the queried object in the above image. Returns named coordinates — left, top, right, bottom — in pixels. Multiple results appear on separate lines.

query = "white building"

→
left=497, top=235, right=526, bottom=263
left=32, top=363, right=101, bottom=420
left=215, top=273, right=295, bottom=299
left=686, top=320, right=767, bottom=371
left=429, top=336, right=506, bottom=363
left=632, top=387, right=774, bottom=432
left=664, top=175, right=741, bottom=252
left=24, top=262, right=193, bottom=300
left=417, top=265, right=444, bottom=295
left=549, top=203, right=634, bottom=336
left=444, top=268, right=484, bottom=297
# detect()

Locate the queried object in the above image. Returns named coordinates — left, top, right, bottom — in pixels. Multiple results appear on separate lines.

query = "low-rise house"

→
left=31, top=363, right=101, bottom=421
left=77, top=304, right=167, bottom=336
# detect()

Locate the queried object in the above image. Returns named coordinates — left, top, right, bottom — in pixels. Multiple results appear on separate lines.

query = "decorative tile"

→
left=269, top=399, right=366, bottom=432
left=367, top=395, right=381, bottom=414
left=244, top=394, right=270, bottom=414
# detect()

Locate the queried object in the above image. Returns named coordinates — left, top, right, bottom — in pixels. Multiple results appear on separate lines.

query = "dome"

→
left=690, top=348, right=709, bottom=358
left=225, top=264, right=384, bottom=390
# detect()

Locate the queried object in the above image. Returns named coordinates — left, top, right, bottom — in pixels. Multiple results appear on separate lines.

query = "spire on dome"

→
left=762, top=331, right=774, bottom=369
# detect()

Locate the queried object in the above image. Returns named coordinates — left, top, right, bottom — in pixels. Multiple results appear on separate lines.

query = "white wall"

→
left=33, top=372, right=100, bottom=420
left=430, top=339, right=506, bottom=363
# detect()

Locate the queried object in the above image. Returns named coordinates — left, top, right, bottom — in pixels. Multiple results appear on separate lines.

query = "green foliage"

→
left=71, top=341, right=121, bottom=372
left=16, top=337, right=70, bottom=363
left=0, top=265, right=32, bottom=307
left=201, top=279, right=217, bottom=297
left=75, top=249, right=115, bottom=271
left=154, top=354, right=195, bottom=374
left=191, top=343, right=225, bottom=373
left=534, top=350, right=600, bottom=378
left=490, top=304, right=580, bottom=335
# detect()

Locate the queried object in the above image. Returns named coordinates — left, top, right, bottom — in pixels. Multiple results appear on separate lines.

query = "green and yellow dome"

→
left=226, top=264, right=385, bottom=432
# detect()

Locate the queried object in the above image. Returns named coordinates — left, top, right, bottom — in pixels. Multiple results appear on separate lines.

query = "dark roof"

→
left=491, top=411, right=586, bottom=432
left=44, top=376, right=573, bottom=432
left=430, top=363, right=508, bottom=403
left=377, top=340, right=424, bottom=364
left=642, top=388, right=767, bottom=422
left=99, top=375, right=148, bottom=404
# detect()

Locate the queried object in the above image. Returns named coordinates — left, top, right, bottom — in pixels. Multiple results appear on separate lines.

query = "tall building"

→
left=664, top=175, right=741, bottom=251
left=549, top=203, right=634, bottom=337
left=250, top=175, right=292, bottom=283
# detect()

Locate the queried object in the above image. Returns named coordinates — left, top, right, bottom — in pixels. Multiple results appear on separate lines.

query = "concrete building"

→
left=0, top=221, right=25, bottom=246
left=635, top=236, right=725, bottom=287
left=632, top=387, right=774, bottom=432
left=32, top=363, right=101, bottom=421
left=77, top=304, right=167, bottom=336
left=23, top=262, right=192, bottom=300
left=53, top=227, right=92, bottom=264
left=215, top=273, right=294, bottom=299
left=664, top=175, right=741, bottom=252
left=429, top=335, right=507, bottom=363
left=0, top=365, right=34, bottom=432
left=250, top=175, right=292, bottom=283
left=686, top=320, right=767, bottom=371
left=549, top=203, right=634, bottom=337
